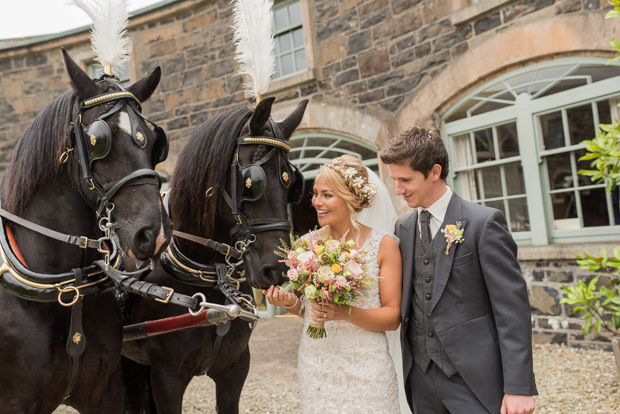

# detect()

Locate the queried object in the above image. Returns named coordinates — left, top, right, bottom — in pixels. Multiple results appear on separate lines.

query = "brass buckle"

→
left=79, top=236, right=89, bottom=249
left=155, top=286, right=174, bottom=304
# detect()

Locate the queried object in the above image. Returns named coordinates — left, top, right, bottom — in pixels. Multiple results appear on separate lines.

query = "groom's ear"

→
left=429, top=164, right=442, bottom=181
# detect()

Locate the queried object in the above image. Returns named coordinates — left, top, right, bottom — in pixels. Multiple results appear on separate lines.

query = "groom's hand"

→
left=501, top=394, right=535, bottom=414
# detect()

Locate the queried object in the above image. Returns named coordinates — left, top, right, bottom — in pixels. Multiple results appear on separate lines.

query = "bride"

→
left=263, top=155, right=407, bottom=413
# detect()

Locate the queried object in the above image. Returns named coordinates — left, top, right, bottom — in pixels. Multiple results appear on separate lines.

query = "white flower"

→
left=305, top=285, right=317, bottom=298
left=317, top=265, right=335, bottom=283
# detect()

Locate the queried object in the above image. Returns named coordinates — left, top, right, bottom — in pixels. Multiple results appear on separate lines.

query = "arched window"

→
left=289, top=131, right=379, bottom=179
left=442, top=58, right=620, bottom=245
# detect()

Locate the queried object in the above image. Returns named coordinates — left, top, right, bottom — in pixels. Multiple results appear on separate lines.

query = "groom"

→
left=379, top=127, right=537, bottom=414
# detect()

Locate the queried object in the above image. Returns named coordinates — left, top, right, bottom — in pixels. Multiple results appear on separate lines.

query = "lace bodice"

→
left=297, top=229, right=400, bottom=414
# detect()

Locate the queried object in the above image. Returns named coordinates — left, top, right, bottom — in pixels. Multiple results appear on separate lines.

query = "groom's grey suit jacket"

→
left=396, top=193, right=537, bottom=413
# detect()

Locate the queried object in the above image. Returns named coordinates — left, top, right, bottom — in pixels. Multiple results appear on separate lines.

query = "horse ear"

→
left=62, top=48, right=99, bottom=99
left=249, top=97, right=276, bottom=135
left=127, top=67, right=162, bottom=103
left=277, top=99, right=308, bottom=140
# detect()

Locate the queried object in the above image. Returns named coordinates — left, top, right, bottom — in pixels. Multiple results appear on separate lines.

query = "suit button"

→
left=428, top=332, right=434, bottom=337
left=424, top=259, right=429, bottom=265
left=426, top=294, right=431, bottom=300
left=425, top=277, right=431, bottom=283
left=426, top=312, right=431, bottom=318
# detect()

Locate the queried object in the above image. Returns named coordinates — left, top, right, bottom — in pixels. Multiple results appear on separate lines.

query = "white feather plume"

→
left=66, top=0, right=132, bottom=77
left=231, top=0, right=276, bottom=102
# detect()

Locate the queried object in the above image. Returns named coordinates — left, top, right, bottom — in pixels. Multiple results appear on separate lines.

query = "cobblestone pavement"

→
left=56, top=316, right=620, bottom=413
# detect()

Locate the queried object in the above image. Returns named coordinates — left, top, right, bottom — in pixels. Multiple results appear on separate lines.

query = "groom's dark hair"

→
left=379, top=126, right=449, bottom=180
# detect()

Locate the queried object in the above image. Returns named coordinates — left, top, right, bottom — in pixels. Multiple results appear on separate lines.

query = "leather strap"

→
left=64, top=268, right=86, bottom=400
left=172, top=230, right=243, bottom=260
left=0, top=208, right=99, bottom=249
left=96, top=261, right=199, bottom=310
left=202, top=321, right=231, bottom=375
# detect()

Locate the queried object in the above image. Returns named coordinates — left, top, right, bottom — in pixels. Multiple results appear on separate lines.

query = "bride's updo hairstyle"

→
left=318, top=155, right=377, bottom=237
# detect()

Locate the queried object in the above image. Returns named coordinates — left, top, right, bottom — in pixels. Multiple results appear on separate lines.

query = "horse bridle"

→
left=160, top=118, right=304, bottom=323
left=223, top=118, right=304, bottom=246
left=64, top=77, right=168, bottom=217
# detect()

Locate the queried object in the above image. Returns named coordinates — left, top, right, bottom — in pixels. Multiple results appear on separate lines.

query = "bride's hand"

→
left=262, top=285, right=297, bottom=308
left=311, top=302, right=351, bottom=322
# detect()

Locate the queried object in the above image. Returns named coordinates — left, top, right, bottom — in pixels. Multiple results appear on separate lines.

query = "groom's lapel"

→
left=431, top=193, right=467, bottom=313
left=400, top=210, right=417, bottom=318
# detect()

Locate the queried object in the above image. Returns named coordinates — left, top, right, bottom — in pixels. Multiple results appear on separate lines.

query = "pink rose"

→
left=346, top=260, right=363, bottom=279
left=288, top=251, right=296, bottom=260
left=287, top=268, right=299, bottom=280
left=297, top=251, right=315, bottom=264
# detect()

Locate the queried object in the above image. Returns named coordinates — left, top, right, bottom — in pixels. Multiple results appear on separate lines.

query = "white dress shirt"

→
left=418, top=186, right=453, bottom=239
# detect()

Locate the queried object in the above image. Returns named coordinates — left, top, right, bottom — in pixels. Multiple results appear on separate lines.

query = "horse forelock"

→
left=169, top=108, right=252, bottom=247
left=0, top=90, right=76, bottom=215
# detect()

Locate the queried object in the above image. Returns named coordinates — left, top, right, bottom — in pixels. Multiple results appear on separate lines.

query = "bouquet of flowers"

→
left=275, top=229, right=378, bottom=339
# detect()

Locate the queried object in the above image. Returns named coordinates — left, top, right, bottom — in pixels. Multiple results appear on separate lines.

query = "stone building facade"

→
left=1, top=0, right=619, bottom=349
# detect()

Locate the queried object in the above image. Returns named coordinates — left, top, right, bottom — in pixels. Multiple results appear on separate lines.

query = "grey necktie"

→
left=420, top=210, right=432, bottom=250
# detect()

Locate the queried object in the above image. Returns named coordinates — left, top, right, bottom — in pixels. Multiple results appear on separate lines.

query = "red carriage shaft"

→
left=123, top=309, right=228, bottom=342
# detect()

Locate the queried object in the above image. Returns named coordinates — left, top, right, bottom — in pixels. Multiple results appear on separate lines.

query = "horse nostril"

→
left=134, top=227, right=155, bottom=256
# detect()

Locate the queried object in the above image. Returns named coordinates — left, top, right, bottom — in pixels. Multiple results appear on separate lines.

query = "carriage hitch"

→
left=122, top=302, right=258, bottom=342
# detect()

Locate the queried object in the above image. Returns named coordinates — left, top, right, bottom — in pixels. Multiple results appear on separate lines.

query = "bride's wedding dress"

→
left=297, top=229, right=400, bottom=414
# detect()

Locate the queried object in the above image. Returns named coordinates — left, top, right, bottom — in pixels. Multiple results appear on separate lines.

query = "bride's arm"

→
left=311, top=235, right=402, bottom=331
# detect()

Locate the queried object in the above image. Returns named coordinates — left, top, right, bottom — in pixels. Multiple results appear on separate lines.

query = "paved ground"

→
left=55, top=316, right=620, bottom=413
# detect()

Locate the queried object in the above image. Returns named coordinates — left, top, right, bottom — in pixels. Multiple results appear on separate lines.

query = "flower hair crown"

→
left=325, top=161, right=377, bottom=206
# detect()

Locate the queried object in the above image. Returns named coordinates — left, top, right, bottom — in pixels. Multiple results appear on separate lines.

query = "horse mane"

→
left=0, top=91, right=75, bottom=215
left=169, top=108, right=252, bottom=242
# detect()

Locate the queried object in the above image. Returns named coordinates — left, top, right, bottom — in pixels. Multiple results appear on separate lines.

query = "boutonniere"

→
left=441, top=222, right=464, bottom=255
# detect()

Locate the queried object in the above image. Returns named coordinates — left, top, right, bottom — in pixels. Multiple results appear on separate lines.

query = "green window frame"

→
left=442, top=58, right=620, bottom=245
left=288, top=132, right=379, bottom=180
left=273, top=0, right=307, bottom=80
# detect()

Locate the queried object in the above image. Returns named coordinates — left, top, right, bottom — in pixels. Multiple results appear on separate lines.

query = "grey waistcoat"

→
left=408, top=227, right=458, bottom=377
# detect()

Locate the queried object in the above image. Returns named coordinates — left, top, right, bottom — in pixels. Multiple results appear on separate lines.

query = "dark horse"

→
left=0, top=49, right=172, bottom=413
left=122, top=97, right=308, bottom=413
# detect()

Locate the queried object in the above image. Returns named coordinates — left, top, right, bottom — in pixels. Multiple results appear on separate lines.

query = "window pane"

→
left=470, top=101, right=512, bottom=116
left=281, top=53, right=294, bottom=76
left=538, top=78, right=588, bottom=98
left=546, top=152, right=573, bottom=190
left=445, top=100, right=479, bottom=122
left=279, top=33, right=292, bottom=53
left=566, top=104, right=595, bottom=146
left=570, top=65, right=620, bottom=83
left=540, top=111, right=565, bottom=150
left=452, top=133, right=473, bottom=168
left=497, top=122, right=519, bottom=158
left=597, top=99, right=612, bottom=125
left=580, top=188, right=610, bottom=227
left=289, top=1, right=303, bottom=26
left=485, top=200, right=505, bottom=215
left=551, top=191, right=578, bottom=222
left=504, top=162, right=525, bottom=196
left=274, top=7, right=288, bottom=31
left=474, top=128, right=495, bottom=162
left=508, top=198, right=530, bottom=232
left=536, top=65, right=574, bottom=81
left=575, top=149, right=597, bottom=187
left=293, top=27, right=305, bottom=48
left=481, top=166, right=503, bottom=198
left=295, top=49, right=307, bottom=71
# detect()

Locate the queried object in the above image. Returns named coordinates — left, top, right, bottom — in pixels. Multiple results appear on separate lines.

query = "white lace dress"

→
left=297, top=229, right=400, bottom=414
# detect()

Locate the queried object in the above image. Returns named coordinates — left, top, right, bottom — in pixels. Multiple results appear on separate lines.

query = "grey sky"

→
left=0, top=0, right=164, bottom=40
